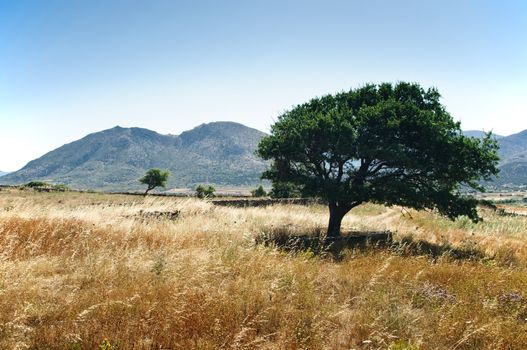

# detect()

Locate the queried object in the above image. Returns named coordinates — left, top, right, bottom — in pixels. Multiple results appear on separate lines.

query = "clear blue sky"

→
left=1, top=0, right=526, bottom=171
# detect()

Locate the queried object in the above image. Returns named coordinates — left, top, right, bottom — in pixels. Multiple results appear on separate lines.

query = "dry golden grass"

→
left=0, top=188, right=526, bottom=349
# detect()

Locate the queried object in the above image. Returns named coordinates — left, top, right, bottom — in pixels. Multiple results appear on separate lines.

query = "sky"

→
left=1, top=0, right=526, bottom=171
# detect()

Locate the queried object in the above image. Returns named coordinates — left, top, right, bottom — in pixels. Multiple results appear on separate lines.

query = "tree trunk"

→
left=144, top=187, right=153, bottom=195
left=326, top=203, right=348, bottom=238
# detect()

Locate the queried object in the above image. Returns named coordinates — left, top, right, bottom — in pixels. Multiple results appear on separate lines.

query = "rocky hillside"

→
left=464, top=129, right=527, bottom=187
left=493, top=131, right=527, bottom=187
left=0, top=122, right=268, bottom=191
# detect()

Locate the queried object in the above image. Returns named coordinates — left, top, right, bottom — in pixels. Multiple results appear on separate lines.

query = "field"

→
left=1, top=188, right=527, bottom=349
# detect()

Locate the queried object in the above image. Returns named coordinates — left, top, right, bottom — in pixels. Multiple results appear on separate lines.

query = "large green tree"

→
left=257, top=82, right=499, bottom=237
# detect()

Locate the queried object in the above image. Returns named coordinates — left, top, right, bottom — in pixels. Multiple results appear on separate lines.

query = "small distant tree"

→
left=251, top=185, right=267, bottom=197
left=196, top=184, right=215, bottom=198
left=257, top=82, right=499, bottom=237
left=139, top=169, right=170, bottom=194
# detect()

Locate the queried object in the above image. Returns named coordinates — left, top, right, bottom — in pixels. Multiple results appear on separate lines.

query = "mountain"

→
left=0, top=171, right=8, bottom=177
left=490, top=130, right=527, bottom=187
left=463, top=129, right=527, bottom=162
left=495, top=130, right=527, bottom=163
left=496, top=162, right=527, bottom=186
left=464, top=129, right=527, bottom=187
left=0, top=122, right=268, bottom=191
left=3, top=122, right=527, bottom=190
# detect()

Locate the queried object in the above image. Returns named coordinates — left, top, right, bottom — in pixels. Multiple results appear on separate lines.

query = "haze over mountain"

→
left=0, top=171, right=8, bottom=177
left=0, top=122, right=268, bottom=191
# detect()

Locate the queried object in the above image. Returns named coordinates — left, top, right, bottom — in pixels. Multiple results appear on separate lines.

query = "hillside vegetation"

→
left=0, top=189, right=526, bottom=349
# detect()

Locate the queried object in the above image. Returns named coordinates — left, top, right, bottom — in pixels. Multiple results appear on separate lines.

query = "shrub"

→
left=53, top=184, right=70, bottom=192
left=196, top=184, right=215, bottom=198
left=251, top=185, right=267, bottom=197
left=24, top=181, right=50, bottom=188
left=98, top=338, right=116, bottom=350
left=389, top=340, right=420, bottom=350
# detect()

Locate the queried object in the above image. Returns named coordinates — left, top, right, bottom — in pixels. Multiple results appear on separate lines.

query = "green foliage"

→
left=257, top=82, right=500, bottom=236
left=269, top=181, right=302, bottom=198
left=139, top=168, right=169, bottom=194
left=151, top=253, right=167, bottom=277
left=23, top=181, right=70, bottom=192
left=196, top=184, right=215, bottom=198
left=196, top=185, right=205, bottom=198
left=67, top=342, right=82, bottom=350
left=25, top=181, right=49, bottom=188
left=98, top=338, right=116, bottom=350
left=251, top=185, right=267, bottom=197
left=53, top=184, right=70, bottom=192
left=389, top=340, right=420, bottom=350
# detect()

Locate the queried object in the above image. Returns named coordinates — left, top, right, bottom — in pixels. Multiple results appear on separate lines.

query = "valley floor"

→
left=0, top=189, right=526, bottom=349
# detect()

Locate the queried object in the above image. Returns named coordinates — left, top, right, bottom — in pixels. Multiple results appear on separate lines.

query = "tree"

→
left=269, top=181, right=302, bottom=199
left=139, top=169, right=170, bottom=194
left=256, top=82, right=499, bottom=237
left=196, top=184, right=215, bottom=198
left=251, top=185, right=267, bottom=197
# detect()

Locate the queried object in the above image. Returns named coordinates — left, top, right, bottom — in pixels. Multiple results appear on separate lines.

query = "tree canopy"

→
left=257, top=82, right=500, bottom=237
left=139, top=168, right=170, bottom=194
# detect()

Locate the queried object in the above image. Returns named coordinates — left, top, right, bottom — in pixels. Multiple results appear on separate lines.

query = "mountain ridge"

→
left=463, top=128, right=527, bottom=187
left=3, top=122, right=527, bottom=190
left=0, top=122, right=268, bottom=191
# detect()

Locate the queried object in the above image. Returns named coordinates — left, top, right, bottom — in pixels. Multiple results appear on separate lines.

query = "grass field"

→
left=1, top=188, right=526, bottom=349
